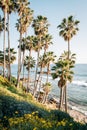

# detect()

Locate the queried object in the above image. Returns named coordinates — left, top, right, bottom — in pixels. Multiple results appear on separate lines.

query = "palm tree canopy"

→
left=32, top=15, right=49, bottom=37
left=26, top=35, right=35, bottom=51
left=57, top=15, right=80, bottom=41
left=51, top=51, right=76, bottom=87
left=0, top=48, right=16, bottom=66
left=16, top=0, right=33, bottom=34
left=43, top=34, right=53, bottom=51
left=24, top=56, right=35, bottom=71
left=44, top=51, right=56, bottom=66
left=0, top=15, right=4, bottom=34
left=43, top=82, right=52, bottom=94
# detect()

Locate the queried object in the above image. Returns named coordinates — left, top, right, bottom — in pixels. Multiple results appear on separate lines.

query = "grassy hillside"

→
left=0, top=76, right=87, bottom=130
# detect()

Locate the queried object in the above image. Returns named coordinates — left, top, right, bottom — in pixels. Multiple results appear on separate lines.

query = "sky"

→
left=29, top=0, right=87, bottom=64
left=0, top=0, right=87, bottom=64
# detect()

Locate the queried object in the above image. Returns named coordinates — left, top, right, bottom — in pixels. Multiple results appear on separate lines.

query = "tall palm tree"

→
left=32, top=16, right=49, bottom=94
left=57, top=16, right=79, bottom=112
left=57, top=15, right=79, bottom=58
left=52, top=51, right=76, bottom=112
left=7, top=0, right=15, bottom=81
left=0, top=0, right=8, bottom=77
left=32, top=36, right=43, bottom=96
left=16, top=1, right=33, bottom=87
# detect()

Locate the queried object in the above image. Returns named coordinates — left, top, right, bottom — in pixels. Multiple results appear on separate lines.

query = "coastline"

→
left=22, top=81, right=87, bottom=124
left=45, top=97, right=87, bottom=124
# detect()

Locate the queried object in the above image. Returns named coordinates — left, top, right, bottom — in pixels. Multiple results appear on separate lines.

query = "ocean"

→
left=11, top=64, right=87, bottom=115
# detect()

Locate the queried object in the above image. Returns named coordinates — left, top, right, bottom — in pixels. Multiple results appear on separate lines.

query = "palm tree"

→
left=24, top=56, right=35, bottom=92
left=52, top=51, right=76, bottom=112
left=5, top=48, right=16, bottom=67
left=32, top=16, right=49, bottom=94
left=16, top=1, right=33, bottom=87
left=0, top=50, right=4, bottom=67
left=0, top=0, right=8, bottom=77
left=33, top=54, right=47, bottom=97
left=57, top=15, right=79, bottom=58
left=32, top=15, right=49, bottom=37
left=44, top=51, right=56, bottom=82
left=42, top=82, right=52, bottom=103
left=7, top=0, right=15, bottom=81
left=0, top=15, right=4, bottom=35
left=26, top=35, right=35, bottom=57
left=43, top=34, right=53, bottom=53
left=32, top=36, right=43, bottom=96
left=0, top=48, right=16, bottom=77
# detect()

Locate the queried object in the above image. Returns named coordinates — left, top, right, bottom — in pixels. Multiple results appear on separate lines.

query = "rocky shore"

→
left=44, top=97, right=87, bottom=124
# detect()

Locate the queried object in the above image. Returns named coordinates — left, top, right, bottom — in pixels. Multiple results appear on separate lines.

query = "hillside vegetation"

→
left=0, top=76, right=87, bottom=130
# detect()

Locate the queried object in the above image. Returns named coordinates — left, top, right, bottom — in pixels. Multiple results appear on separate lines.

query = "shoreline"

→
left=45, top=96, right=87, bottom=124
left=23, top=82, right=87, bottom=123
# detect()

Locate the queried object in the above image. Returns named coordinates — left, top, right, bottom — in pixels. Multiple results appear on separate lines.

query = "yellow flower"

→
left=15, top=111, right=18, bottom=114
left=4, top=116, right=7, bottom=119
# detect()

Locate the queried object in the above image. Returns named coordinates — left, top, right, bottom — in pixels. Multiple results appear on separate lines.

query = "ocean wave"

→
left=69, top=105, right=87, bottom=116
left=72, top=80, right=87, bottom=87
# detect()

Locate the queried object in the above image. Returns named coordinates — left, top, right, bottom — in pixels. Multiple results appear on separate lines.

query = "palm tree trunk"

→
left=27, top=66, right=30, bottom=92
left=22, top=49, right=25, bottom=87
left=47, top=64, right=50, bottom=83
left=36, top=67, right=42, bottom=89
left=22, top=50, right=25, bottom=79
left=43, top=93, right=47, bottom=104
left=65, top=85, right=68, bottom=113
left=59, top=87, right=63, bottom=110
left=17, top=32, right=22, bottom=87
left=7, top=13, right=11, bottom=81
left=68, top=39, right=70, bottom=59
left=3, top=10, right=6, bottom=78
left=36, top=67, right=43, bottom=100
left=33, top=50, right=40, bottom=96
left=27, top=50, right=31, bottom=92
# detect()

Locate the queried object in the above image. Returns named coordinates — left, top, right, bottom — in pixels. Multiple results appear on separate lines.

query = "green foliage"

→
left=0, top=76, right=87, bottom=130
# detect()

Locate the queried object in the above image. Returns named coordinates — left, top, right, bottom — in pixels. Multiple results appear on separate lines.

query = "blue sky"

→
left=0, top=0, right=87, bottom=63
left=29, top=0, right=87, bottom=63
